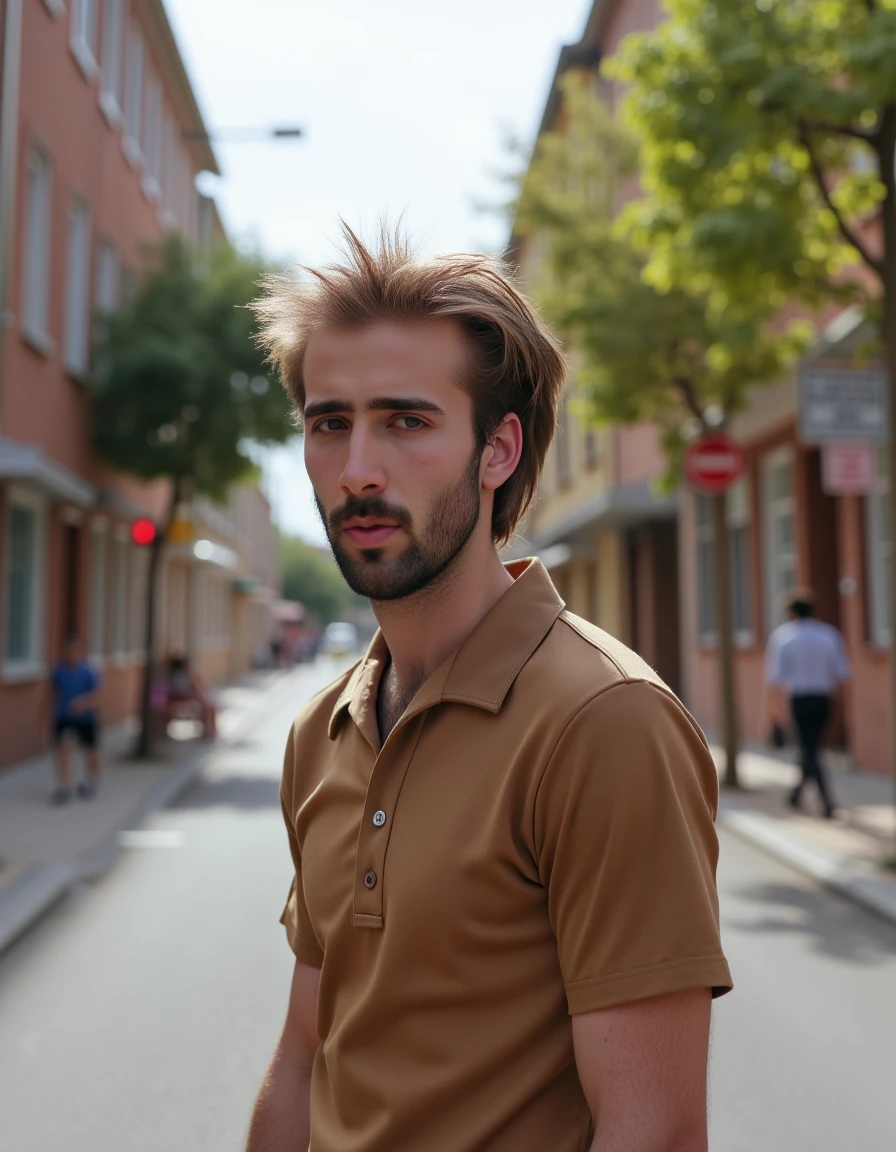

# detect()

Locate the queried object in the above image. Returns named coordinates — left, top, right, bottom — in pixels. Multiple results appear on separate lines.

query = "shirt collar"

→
left=327, top=558, right=565, bottom=740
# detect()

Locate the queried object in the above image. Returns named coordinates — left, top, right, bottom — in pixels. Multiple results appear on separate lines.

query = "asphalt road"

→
left=1, top=659, right=894, bottom=1152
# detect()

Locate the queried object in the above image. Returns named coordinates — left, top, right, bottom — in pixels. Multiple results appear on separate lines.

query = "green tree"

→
left=614, top=0, right=896, bottom=852
left=515, top=74, right=809, bottom=786
left=278, top=532, right=363, bottom=627
left=91, top=234, right=293, bottom=756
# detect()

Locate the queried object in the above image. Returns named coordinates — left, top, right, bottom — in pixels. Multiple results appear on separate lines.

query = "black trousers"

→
left=790, top=694, right=834, bottom=812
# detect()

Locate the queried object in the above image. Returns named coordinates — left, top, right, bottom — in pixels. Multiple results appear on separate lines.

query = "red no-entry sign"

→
left=684, top=432, right=744, bottom=495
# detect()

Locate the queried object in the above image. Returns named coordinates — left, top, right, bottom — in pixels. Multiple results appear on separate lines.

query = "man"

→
left=48, top=635, right=102, bottom=804
left=765, top=589, right=851, bottom=819
left=247, top=227, right=732, bottom=1152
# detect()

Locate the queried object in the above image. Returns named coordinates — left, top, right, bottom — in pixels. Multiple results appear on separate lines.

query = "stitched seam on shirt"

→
left=565, top=953, right=730, bottom=992
left=558, top=613, right=633, bottom=683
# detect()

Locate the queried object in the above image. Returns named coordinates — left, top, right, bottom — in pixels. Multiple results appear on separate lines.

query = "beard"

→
left=316, top=447, right=483, bottom=603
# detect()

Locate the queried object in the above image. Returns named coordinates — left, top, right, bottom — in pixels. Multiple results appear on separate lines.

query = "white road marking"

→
left=118, top=830, right=186, bottom=849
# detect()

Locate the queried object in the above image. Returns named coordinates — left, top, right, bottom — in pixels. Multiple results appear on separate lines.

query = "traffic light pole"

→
left=134, top=475, right=183, bottom=759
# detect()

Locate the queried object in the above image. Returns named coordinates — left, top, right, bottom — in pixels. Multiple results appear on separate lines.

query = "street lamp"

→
left=182, top=126, right=304, bottom=143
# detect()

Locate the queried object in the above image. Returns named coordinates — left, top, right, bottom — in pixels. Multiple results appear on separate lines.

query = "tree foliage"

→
left=89, top=234, right=294, bottom=757
left=612, top=0, right=896, bottom=319
left=279, top=533, right=364, bottom=627
left=91, top=234, right=293, bottom=500
left=514, top=73, right=809, bottom=483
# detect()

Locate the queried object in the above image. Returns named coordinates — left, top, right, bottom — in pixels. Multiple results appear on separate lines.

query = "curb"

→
left=0, top=669, right=303, bottom=959
left=717, top=804, right=896, bottom=928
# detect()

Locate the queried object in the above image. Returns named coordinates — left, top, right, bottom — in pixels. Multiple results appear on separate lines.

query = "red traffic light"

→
left=131, top=518, right=157, bottom=546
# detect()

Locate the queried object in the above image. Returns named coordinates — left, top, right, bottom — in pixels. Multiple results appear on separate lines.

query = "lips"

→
left=341, top=519, right=401, bottom=548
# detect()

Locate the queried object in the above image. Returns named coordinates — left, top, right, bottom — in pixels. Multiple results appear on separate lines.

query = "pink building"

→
left=0, top=1, right=276, bottom=769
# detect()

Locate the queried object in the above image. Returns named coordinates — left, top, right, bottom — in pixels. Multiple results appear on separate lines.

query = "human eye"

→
left=391, top=414, right=428, bottom=431
left=312, top=416, right=349, bottom=434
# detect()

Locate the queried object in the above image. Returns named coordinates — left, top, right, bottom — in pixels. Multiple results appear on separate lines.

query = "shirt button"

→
left=364, top=870, right=377, bottom=889
left=373, top=809, right=387, bottom=827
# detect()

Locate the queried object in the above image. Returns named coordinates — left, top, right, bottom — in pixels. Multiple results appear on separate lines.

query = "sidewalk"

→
left=712, top=742, right=896, bottom=926
left=0, top=666, right=302, bottom=957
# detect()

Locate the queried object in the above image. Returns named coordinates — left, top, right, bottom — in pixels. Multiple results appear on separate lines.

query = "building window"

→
left=71, top=0, right=100, bottom=80
left=96, top=237, right=119, bottom=314
left=695, top=478, right=753, bottom=644
left=584, top=428, right=600, bottom=470
left=866, top=448, right=891, bottom=646
left=112, top=534, right=129, bottom=656
left=129, top=543, right=149, bottom=654
left=64, top=198, right=92, bottom=377
left=142, top=75, right=163, bottom=197
left=696, top=494, right=715, bottom=640
left=556, top=397, right=572, bottom=489
left=762, top=449, right=797, bottom=635
left=89, top=524, right=108, bottom=659
left=123, top=29, right=144, bottom=163
left=99, top=0, right=126, bottom=122
left=203, top=576, right=231, bottom=647
left=3, top=489, right=46, bottom=674
left=729, top=480, right=753, bottom=640
left=23, top=149, right=53, bottom=352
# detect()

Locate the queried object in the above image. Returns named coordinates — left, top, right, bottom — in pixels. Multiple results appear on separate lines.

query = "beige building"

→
left=509, top=0, right=681, bottom=694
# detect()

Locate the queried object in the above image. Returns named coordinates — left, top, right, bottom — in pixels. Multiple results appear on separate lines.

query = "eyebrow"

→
left=303, top=396, right=446, bottom=421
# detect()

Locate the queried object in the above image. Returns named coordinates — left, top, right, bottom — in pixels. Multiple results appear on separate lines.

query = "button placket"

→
left=353, top=713, right=427, bottom=928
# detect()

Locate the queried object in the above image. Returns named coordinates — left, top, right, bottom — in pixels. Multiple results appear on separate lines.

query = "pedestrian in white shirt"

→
left=764, top=590, right=851, bottom=819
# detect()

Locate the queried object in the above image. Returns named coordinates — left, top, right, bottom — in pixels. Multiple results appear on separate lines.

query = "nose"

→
left=339, top=426, right=387, bottom=498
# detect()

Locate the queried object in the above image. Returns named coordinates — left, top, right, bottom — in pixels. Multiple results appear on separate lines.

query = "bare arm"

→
left=573, top=988, right=712, bottom=1152
left=68, top=689, right=101, bottom=715
left=246, top=961, right=322, bottom=1152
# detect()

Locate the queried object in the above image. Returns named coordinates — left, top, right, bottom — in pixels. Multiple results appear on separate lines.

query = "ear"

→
left=480, top=414, right=523, bottom=492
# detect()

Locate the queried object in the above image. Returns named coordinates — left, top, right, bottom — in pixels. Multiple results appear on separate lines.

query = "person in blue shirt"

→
left=48, top=635, right=102, bottom=805
left=764, top=590, right=851, bottom=819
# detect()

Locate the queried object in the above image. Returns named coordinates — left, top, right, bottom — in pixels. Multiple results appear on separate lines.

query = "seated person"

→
left=165, top=654, right=217, bottom=740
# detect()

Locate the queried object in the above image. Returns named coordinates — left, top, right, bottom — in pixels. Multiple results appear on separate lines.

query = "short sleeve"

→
left=279, top=726, right=324, bottom=968
left=534, top=680, right=733, bottom=1015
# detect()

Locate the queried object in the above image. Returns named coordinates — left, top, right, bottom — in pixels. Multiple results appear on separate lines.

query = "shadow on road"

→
left=725, top=879, right=896, bottom=966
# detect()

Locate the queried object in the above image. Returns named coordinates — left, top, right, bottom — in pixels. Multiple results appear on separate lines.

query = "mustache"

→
left=328, top=495, right=414, bottom=532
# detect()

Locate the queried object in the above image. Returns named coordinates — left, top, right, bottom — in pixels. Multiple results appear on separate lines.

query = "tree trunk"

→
left=711, top=490, right=740, bottom=789
left=877, top=108, right=896, bottom=860
left=134, top=476, right=182, bottom=760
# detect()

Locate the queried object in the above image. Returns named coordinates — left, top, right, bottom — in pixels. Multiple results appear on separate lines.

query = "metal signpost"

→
left=684, top=431, right=745, bottom=788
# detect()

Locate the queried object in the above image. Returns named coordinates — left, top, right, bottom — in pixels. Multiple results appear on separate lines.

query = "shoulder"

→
left=529, top=609, right=672, bottom=702
left=515, top=609, right=707, bottom=756
left=817, top=621, right=844, bottom=645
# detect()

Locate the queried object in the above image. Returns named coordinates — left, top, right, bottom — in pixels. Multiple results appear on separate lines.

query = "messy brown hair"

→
left=251, top=224, right=566, bottom=547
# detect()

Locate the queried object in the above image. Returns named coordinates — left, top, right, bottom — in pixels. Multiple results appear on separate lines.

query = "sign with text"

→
left=798, top=366, right=888, bottom=444
left=821, top=443, right=877, bottom=496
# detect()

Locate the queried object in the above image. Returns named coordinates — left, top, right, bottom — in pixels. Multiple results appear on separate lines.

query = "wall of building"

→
left=0, top=4, right=277, bottom=770
left=680, top=405, right=892, bottom=776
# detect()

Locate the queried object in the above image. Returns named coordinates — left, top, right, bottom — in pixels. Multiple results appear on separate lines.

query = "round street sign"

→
left=683, top=432, right=744, bottom=495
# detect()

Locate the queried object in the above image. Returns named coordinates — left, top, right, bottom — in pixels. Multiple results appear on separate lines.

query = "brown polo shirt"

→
left=280, top=558, right=732, bottom=1152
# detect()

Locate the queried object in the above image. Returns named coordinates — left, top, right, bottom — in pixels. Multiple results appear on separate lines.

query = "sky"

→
left=165, top=0, right=594, bottom=544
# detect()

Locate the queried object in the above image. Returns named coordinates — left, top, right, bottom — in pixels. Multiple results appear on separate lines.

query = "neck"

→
left=372, top=537, right=514, bottom=694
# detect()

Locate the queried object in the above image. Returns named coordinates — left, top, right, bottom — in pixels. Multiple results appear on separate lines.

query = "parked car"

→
left=322, top=621, right=359, bottom=656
